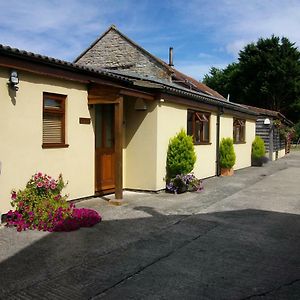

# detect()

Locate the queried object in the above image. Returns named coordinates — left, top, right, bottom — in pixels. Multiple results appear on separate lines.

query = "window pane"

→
left=203, top=121, right=209, bottom=142
left=43, top=114, right=62, bottom=143
left=104, top=105, right=114, bottom=148
left=195, top=120, right=201, bottom=143
left=44, top=98, right=62, bottom=109
left=43, top=93, right=66, bottom=146
left=233, top=118, right=245, bottom=142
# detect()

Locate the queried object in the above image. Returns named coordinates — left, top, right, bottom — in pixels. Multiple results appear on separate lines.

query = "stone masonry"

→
left=76, top=29, right=171, bottom=81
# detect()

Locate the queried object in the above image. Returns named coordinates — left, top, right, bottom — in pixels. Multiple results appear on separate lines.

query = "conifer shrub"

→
left=252, top=136, right=266, bottom=160
left=166, top=129, right=196, bottom=180
left=219, top=137, right=236, bottom=169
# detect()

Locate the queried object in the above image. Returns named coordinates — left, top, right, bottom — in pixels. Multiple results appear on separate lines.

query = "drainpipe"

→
left=216, top=107, right=223, bottom=176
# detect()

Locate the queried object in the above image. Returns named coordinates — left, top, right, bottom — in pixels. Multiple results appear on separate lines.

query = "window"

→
left=42, top=93, right=68, bottom=148
left=187, top=110, right=210, bottom=144
left=233, top=118, right=246, bottom=143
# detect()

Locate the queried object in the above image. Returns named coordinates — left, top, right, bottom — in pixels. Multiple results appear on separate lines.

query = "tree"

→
left=203, top=36, right=300, bottom=123
left=203, top=63, right=241, bottom=101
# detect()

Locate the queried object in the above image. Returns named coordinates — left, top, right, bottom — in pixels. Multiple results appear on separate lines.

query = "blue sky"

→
left=1, top=0, right=300, bottom=80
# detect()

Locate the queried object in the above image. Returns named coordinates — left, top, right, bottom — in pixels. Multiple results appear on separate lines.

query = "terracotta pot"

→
left=221, top=167, right=234, bottom=176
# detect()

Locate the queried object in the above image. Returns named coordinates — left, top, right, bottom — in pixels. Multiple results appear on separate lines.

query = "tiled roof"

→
left=0, top=43, right=256, bottom=116
left=107, top=69, right=256, bottom=115
left=170, top=68, right=226, bottom=100
left=242, top=105, right=293, bottom=125
left=0, top=44, right=133, bottom=83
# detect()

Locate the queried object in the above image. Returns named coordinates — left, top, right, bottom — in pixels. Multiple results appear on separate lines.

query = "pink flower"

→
left=50, top=184, right=56, bottom=190
left=37, top=181, right=43, bottom=188
left=54, top=194, right=61, bottom=201
left=37, top=172, right=43, bottom=177
left=11, top=191, right=17, bottom=200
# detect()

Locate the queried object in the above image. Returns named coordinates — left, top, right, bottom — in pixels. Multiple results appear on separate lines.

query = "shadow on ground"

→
left=0, top=207, right=300, bottom=300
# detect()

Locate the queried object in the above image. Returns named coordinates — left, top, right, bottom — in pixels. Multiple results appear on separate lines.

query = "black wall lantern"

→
left=9, top=70, right=19, bottom=91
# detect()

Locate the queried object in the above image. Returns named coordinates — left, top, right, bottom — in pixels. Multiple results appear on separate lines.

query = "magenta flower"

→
left=50, top=183, right=56, bottom=190
left=11, top=191, right=17, bottom=200
left=37, top=181, right=43, bottom=188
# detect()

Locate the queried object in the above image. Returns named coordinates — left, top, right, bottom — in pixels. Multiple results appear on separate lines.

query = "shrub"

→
left=6, top=172, right=101, bottom=232
left=219, top=138, right=236, bottom=169
left=166, top=173, right=203, bottom=194
left=252, top=136, right=266, bottom=160
left=166, top=129, right=196, bottom=180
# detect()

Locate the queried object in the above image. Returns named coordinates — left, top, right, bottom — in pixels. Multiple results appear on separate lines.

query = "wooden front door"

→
left=95, top=104, right=115, bottom=193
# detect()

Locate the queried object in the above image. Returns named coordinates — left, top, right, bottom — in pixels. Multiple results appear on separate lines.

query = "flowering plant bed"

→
left=6, top=172, right=101, bottom=232
left=166, top=173, right=203, bottom=194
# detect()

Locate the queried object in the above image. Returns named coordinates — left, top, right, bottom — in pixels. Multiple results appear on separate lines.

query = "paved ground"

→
left=0, top=151, right=300, bottom=299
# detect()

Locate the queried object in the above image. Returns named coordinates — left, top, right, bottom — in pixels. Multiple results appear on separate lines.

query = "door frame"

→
left=89, top=87, right=123, bottom=200
left=88, top=83, right=156, bottom=201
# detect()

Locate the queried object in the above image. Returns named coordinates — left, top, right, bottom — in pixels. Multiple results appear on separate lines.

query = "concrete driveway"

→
left=1, top=152, right=300, bottom=299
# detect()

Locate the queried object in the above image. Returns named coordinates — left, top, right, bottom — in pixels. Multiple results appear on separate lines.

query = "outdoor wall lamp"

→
left=264, top=118, right=271, bottom=125
left=8, top=70, right=19, bottom=91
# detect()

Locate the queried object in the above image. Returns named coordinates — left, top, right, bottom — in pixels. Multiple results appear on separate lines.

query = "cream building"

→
left=0, top=29, right=258, bottom=214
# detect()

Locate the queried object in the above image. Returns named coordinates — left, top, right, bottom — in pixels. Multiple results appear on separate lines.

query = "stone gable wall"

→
left=77, top=30, right=170, bottom=80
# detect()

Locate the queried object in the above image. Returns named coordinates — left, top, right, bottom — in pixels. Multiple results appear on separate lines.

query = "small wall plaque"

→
left=79, top=117, right=91, bottom=124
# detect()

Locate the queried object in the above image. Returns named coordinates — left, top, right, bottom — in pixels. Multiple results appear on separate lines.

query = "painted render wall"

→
left=0, top=68, right=94, bottom=213
left=220, top=115, right=256, bottom=170
left=156, top=102, right=186, bottom=189
left=124, top=99, right=158, bottom=190
left=156, top=102, right=218, bottom=190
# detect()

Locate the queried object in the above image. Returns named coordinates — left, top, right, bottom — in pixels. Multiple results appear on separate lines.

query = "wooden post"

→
left=114, top=96, right=123, bottom=200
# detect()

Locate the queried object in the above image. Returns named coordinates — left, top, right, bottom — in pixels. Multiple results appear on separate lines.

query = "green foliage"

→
left=203, top=35, right=300, bottom=123
left=10, top=172, right=71, bottom=231
left=203, top=63, right=241, bottom=100
left=252, top=136, right=266, bottom=160
left=166, top=129, right=196, bottom=180
left=219, top=138, right=236, bottom=169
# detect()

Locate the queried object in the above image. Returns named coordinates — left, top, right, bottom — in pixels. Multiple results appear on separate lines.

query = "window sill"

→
left=42, top=143, right=69, bottom=149
left=234, top=141, right=246, bottom=144
left=194, top=142, right=212, bottom=145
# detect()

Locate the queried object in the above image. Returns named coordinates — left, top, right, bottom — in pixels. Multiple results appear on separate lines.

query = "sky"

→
left=0, top=0, right=300, bottom=80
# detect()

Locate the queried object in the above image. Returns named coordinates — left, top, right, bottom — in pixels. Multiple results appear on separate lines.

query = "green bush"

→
left=252, top=136, right=266, bottom=159
left=219, top=137, right=236, bottom=169
left=166, top=129, right=196, bottom=180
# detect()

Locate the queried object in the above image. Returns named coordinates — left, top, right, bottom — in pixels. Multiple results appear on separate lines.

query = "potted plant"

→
left=219, top=137, right=236, bottom=176
left=166, top=129, right=200, bottom=193
left=166, top=129, right=196, bottom=180
left=251, top=136, right=266, bottom=166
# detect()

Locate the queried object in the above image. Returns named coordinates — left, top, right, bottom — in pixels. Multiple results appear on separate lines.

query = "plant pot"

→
left=220, top=168, right=234, bottom=176
left=251, top=157, right=263, bottom=167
